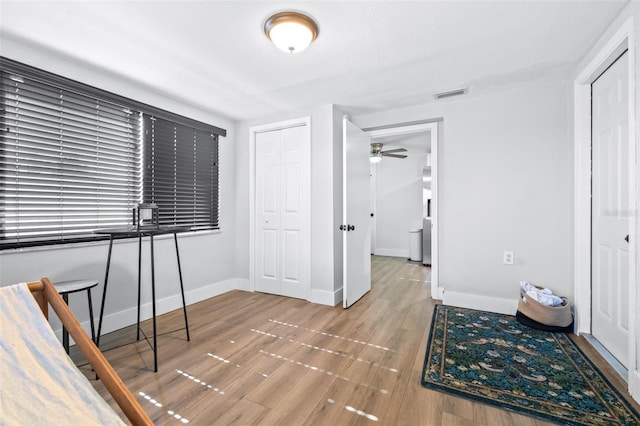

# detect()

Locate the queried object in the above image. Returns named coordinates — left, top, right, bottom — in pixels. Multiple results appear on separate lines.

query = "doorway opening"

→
left=366, top=122, right=440, bottom=299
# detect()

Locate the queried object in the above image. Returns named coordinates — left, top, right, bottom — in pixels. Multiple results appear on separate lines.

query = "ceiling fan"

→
left=370, top=143, right=407, bottom=163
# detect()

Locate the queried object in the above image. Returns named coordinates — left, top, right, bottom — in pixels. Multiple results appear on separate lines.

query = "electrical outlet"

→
left=503, top=251, right=515, bottom=265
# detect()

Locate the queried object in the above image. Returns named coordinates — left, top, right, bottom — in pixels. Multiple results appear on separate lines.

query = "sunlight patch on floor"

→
left=207, top=352, right=240, bottom=368
left=327, top=398, right=379, bottom=421
left=268, top=319, right=395, bottom=352
left=175, top=369, right=224, bottom=395
left=138, top=391, right=162, bottom=408
left=250, top=327, right=399, bottom=373
left=399, top=277, right=422, bottom=282
left=251, top=328, right=283, bottom=339
left=259, top=350, right=389, bottom=395
left=139, top=391, right=189, bottom=423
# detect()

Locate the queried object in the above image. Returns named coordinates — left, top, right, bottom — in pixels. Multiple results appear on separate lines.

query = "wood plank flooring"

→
left=74, top=256, right=638, bottom=425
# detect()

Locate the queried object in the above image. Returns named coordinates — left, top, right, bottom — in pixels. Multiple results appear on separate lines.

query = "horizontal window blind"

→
left=144, top=116, right=219, bottom=230
left=0, top=71, right=142, bottom=247
left=1, top=57, right=225, bottom=249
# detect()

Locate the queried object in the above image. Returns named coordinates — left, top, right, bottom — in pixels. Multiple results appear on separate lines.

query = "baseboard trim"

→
left=309, top=287, right=342, bottom=306
left=442, top=290, right=518, bottom=316
left=71, top=278, right=245, bottom=338
left=374, top=248, right=410, bottom=258
left=583, top=334, right=628, bottom=382
left=631, top=369, right=640, bottom=404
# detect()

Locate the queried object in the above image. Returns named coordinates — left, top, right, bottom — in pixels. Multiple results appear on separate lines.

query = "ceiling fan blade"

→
left=382, top=153, right=408, bottom=158
left=381, top=148, right=407, bottom=154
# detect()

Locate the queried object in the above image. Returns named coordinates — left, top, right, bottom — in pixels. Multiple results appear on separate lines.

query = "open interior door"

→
left=343, top=117, right=371, bottom=308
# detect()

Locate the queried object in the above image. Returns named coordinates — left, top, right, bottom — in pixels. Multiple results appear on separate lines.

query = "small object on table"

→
left=53, top=279, right=99, bottom=354
left=133, top=203, right=159, bottom=229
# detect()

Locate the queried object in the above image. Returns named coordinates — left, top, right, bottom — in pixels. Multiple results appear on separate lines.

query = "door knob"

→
left=347, top=225, right=355, bottom=231
left=625, top=234, right=629, bottom=243
left=339, top=225, right=345, bottom=231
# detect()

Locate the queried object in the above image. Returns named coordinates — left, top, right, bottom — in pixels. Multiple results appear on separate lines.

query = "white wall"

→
left=0, top=41, right=239, bottom=335
left=235, top=104, right=345, bottom=306
left=353, top=77, right=573, bottom=314
left=373, top=151, right=425, bottom=258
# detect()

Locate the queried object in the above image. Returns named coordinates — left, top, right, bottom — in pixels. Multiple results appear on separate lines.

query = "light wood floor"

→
left=75, top=256, right=638, bottom=425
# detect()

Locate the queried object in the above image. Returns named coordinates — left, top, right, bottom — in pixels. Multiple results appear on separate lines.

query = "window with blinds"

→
left=0, top=58, right=225, bottom=249
left=144, top=116, right=219, bottom=230
left=0, top=72, right=142, bottom=247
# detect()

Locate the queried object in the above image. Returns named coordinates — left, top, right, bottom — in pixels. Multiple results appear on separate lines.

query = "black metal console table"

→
left=95, top=226, right=191, bottom=372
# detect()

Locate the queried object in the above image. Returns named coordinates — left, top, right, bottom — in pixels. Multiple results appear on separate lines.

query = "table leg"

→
left=96, top=235, right=114, bottom=348
left=62, top=293, right=70, bottom=354
left=150, top=234, right=158, bottom=372
left=87, top=289, right=95, bottom=343
left=174, top=233, right=190, bottom=341
left=136, top=233, right=142, bottom=341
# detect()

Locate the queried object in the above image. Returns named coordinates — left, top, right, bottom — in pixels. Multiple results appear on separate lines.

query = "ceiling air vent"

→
left=434, top=87, right=468, bottom=100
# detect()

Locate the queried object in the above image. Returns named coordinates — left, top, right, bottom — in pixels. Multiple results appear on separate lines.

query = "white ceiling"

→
left=0, top=0, right=629, bottom=122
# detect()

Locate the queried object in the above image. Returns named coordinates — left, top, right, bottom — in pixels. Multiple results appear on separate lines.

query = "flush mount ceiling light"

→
left=264, top=11, right=319, bottom=53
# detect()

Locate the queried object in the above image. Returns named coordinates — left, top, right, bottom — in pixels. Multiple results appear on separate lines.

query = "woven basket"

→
left=517, top=287, right=572, bottom=327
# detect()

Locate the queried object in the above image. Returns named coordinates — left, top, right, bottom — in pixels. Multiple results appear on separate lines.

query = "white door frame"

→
left=573, top=16, right=638, bottom=400
left=249, top=116, right=312, bottom=299
left=367, top=122, right=440, bottom=299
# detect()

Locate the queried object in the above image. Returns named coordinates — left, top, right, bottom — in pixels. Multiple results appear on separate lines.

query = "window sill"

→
left=1, top=229, right=222, bottom=255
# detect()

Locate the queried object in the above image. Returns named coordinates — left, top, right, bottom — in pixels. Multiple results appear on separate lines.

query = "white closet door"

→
left=255, top=125, right=310, bottom=299
left=591, top=51, right=629, bottom=368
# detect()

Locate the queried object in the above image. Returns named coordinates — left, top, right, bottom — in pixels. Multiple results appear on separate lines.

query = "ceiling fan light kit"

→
left=264, top=11, right=319, bottom=53
left=370, top=142, right=408, bottom=163
left=370, top=152, right=382, bottom=163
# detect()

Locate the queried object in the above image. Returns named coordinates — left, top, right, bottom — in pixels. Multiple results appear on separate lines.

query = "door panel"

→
left=261, top=230, right=278, bottom=279
left=284, top=163, right=300, bottom=212
left=283, top=230, right=300, bottom=281
left=343, top=117, right=371, bottom=308
left=595, top=243, right=612, bottom=320
left=591, top=51, right=629, bottom=368
left=255, top=124, right=309, bottom=300
left=263, top=169, right=278, bottom=212
left=618, top=247, right=629, bottom=331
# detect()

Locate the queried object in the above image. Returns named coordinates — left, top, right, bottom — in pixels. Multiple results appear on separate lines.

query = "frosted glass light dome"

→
left=370, top=153, right=382, bottom=163
left=265, top=11, right=319, bottom=54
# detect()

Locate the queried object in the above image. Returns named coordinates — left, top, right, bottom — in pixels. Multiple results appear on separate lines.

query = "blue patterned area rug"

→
left=421, top=304, right=640, bottom=425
